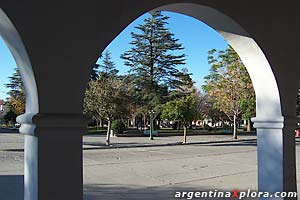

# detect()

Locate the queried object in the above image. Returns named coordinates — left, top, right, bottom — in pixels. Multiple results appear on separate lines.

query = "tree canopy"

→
left=84, top=50, right=130, bottom=145
left=121, top=11, right=193, bottom=112
left=161, top=95, right=199, bottom=143
left=202, top=46, right=255, bottom=138
left=5, top=68, right=25, bottom=115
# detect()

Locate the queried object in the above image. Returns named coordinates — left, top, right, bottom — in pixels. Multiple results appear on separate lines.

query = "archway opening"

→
left=0, top=27, right=24, bottom=200
left=0, top=8, right=38, bottom=200
left=81, top=3, right=281, bottom=199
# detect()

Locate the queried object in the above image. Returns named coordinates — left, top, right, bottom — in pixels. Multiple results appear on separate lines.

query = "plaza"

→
left=0, top=1, right=300, bottom=199
left=0, top=128, right=299, bottom=199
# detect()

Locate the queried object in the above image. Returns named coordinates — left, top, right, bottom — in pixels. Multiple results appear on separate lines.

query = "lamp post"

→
left=149, top=110, right=155, bottom=140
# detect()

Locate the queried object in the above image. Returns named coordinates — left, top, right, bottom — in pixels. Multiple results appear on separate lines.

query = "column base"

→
left=18, top=113, right=89, bottom=200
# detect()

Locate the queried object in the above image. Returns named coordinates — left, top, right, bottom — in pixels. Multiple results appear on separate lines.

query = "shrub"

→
left=112, top=120, right=125, bottom=134
left=4, top=110, right=17, bottom=125
left=203, top=124, right=212, bottom=132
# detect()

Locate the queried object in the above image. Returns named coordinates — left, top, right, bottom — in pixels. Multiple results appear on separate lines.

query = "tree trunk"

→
left=143, top=115, right=146, bottom=131
left=157, top=119, right=161, bottom=129
left=106, top=120, right=112, bottom=146
left=212, top=120, right=217, bottom=133
left=247, top=119, right=251, bottom=132
left=95, top=118, right=99, bottom=130
left=132, top=116, right=135, bottom=128
left=177, top=121, right=181, bottom=130
left=233, top=114, right=238, bottom=140
left=183, top=125, right=187, bottom=144
left=99, top=118, right=103, bottom=128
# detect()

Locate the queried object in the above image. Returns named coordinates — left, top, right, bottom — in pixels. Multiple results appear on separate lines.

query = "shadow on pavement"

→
left=0, top=179, right=255, bottom=200
left=84, top=184, right=256, bottom=200
left=3, top=139, right=257, bottom=152
left=83, top=141, right=183, bottom=150
left=203, top=140, right=257, bottom=147
left=0, top=175, right=23, bottom=200
left=0, top=128, right=19, bottom=134
left=83, top=139, right=257, bottom=150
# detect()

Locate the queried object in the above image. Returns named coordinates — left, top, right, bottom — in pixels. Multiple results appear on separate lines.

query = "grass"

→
left=0, top=124, right=16, bottom=129
left=85, top=126, right=254, bottom=137
left=86, top=127, right=107, bottom=135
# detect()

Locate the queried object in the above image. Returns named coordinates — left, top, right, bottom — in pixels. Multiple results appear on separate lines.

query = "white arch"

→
left=0, top=9, right=39, bottom=200
left=0, top=9, right=38, bottom=114
left=153, top=3, right=283, bottom=122
left=152, top=3, right=287, bottom=194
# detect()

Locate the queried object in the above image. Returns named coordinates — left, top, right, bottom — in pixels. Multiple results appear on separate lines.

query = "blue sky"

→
left=98, top=11, right=228, bottom=88
left=0, top=11, right=228, bottom=100
left=0, top=37, right=16, bottom=99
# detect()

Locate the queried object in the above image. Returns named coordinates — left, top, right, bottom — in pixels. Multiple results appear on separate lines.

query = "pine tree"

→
left=89, top=53, right=103, bottom=81
left=100, top=50, right=118, bottom=77
left=5, top=68, right=25, bottom=115
left=121, top=11, right=192, bottom=111
left=90, top=63, right=100, bottom=81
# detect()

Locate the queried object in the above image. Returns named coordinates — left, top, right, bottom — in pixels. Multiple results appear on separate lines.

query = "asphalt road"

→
left=0, top=130, right=299, bottom=200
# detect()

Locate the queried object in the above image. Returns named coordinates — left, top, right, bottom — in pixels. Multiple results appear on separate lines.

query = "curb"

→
left=83, top=138, right=257, bottom=150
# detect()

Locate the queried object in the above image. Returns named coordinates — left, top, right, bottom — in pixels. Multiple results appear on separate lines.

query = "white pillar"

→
left=253, top=116, right=297, bottom=199
left=17, top=113, right=88, bottom=200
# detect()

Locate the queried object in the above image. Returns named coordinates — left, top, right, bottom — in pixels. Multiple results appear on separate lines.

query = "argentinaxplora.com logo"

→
left=174, top=189, right=297, bottom=199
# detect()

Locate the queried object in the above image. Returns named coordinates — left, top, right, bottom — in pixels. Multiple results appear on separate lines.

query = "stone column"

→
left=17, top=113, right=88, bottom=200
left=253, top=116, right=297, bottom=199
left=282, top=117, right=297, bottom=196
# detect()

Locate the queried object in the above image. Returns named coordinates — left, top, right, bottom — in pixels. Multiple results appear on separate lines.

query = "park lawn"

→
left=86, top=127, right=107, bottom=135
left=85, top=126, right=247, bottom=136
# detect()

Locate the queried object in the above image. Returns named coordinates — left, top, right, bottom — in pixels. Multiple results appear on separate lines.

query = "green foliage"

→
left=203, top=124, right=212, bottom=131
left=202, top=46, right=256, bottom=138
left=162, top=95, right=199, bottom=143
left=201, top=96, right=228, bottom=125
left=202, top=46, right=256, bottom=121
left=3, top=109, right=17, bottom=124
left=161, top=95, right=198, bottom=126
left=121, top=11, right=193, bottom=113
left=84, top=50, right=130, bottom=122
left=5, top=68, right=25, bottom=115
left=99, top=50, right=119, bottom=77
left=241, top=95, right=256, bottom=119
left=90, top=63, right=100, bottom=81
left=90, top=53, right=102, bottom=81
left=112, top=119, right=126, bottom=134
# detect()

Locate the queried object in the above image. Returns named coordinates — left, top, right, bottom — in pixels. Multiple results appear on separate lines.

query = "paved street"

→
left=0, top=128, right=299, bottom=199
left=83, top=140, right=258, bottom=200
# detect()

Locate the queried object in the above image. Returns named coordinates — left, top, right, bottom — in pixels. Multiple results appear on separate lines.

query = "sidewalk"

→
left=0, top=128, right=257, bottom=151
left=83, top=133, right=257, bottom=150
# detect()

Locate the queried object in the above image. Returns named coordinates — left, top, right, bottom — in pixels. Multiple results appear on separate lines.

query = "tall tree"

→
left=99, top=50, right=118, bottom=77
left=90, top=63, right=100, bottom=81
left=5, top=68, right=25, bottom=115
left=191, top=89, right=209, bottom=121
left=241, top=92, right=256, bottom=131
left=202, top=97, right=228, bottom=128
left=202, top=47, right=255, bottom=139
left=84, top=50, right=129, bottom=145
left=89, top=53, right=103, bottom=81
left=121, top=11, right=192, bottom=113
